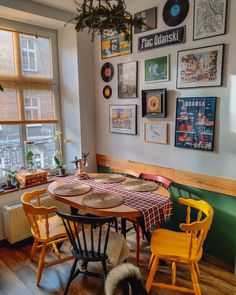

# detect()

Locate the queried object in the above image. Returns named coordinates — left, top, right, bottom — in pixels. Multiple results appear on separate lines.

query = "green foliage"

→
left=72, top=0, right=145, bottom=40
left=54, top=156, right=63, bottom=168
left=0, top=168, right=20, bottom=189
left=26, top=151, right=34, bottom=171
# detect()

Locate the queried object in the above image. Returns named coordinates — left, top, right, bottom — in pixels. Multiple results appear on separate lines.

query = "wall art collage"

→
left=100, top=0, right=227, bottom=151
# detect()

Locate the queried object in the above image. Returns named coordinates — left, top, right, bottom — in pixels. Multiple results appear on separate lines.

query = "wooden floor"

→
left=0, top=235, right=235, bottom=295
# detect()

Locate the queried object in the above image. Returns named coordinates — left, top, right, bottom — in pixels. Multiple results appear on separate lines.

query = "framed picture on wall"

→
left=175, top=97, right=216, bottom=152
left=118, top=61, right=138, bottom=98
left=101, top=27, right=132, bottom=59
left=193, top=0, right=227, bottom=40
left=134, top=7, right=157, bottom=34
left=145, top=55, right=169, bottom=83
left=142, top=88, right=167, bottom=118
left=176, top=44, right=224, bottom=89
left=145, top=122, right=168, bottom=144
left=109, top=104, right=137, bottom=135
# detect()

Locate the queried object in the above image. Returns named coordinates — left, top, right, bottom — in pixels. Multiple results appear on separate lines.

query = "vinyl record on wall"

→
left=163, top=0, right=189, bottom=27
left=103, top=85, right=112, bottom=99
left=101, top=62, right=114, bottom=82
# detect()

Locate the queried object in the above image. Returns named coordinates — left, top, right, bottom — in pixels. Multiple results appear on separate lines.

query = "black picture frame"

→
left=174, top=97, right=217, bottom=152
left=134, top=7, right=157, bottom=34
left=176, top=44, right=224, bottom=89
left=142, top=88, right=167, bottom=118
left=193, top=0, right=227, bottom=41
left=118, top=61, right=138, bottom=98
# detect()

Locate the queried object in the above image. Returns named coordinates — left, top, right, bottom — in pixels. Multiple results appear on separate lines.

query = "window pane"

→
left=24, top=89, right=56, bottom=121
left=26, top=124, right=56, bottom=169
left=0, top=125, right=22, bottom=182
left=0, top=30, right=15, bottom=74
left=0, top=89, right=20, bottom=122
left=20, top=34, right=52, bottom=78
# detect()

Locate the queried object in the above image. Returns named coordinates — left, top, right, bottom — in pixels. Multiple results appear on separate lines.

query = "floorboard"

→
left=0, top=235, right=235, bottom=295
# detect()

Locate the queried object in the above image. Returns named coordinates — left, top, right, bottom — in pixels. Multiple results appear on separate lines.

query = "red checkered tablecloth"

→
left=57, top=175, right=172, bottom=231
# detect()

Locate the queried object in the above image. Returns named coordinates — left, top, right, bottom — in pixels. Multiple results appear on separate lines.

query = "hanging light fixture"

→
left=72, top=0, right=145, bottom=40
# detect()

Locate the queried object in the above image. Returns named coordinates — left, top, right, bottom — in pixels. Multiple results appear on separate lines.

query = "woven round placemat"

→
left=123, top=180, right=158, bottom=192
left=53, top=183, right=91, bottom=197
left=82, top=192, right=123, bottom=209
left=94, top=174, right=126, bottom=184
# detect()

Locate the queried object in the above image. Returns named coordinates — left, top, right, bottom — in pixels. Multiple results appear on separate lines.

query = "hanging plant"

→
left=72, top=0, right=145, bottom=40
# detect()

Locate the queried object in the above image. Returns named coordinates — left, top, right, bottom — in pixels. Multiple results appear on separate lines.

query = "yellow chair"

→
left=146, top=197, right=214, bottom=295
left=21, top=189, right=72, bottom=286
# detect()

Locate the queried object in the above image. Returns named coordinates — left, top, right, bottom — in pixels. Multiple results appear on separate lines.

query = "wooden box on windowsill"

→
left=16, top=170, right=48, bottom=187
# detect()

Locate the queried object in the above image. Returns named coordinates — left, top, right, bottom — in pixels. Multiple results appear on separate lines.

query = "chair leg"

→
left=102, top=260, right=107, bottom=277
left=190, top=263, right=202, bottom=295
left=31, top=239, right=38, bottom=262
left=195, top=262, right=200, bottom=276
left=64, top=258, right=79, bottom=295
left=148, top=254, right=154, bottom=269
left=136, top=223, right=140, bottom=266
left=171, top=262, right=176, bottom=285
left=36, top=243, right=47, bottom=286
left=145, top=256, right=159, bottom=293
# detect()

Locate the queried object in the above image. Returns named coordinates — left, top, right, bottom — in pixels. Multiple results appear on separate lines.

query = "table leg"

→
left=121, top=218, right=127, bottom=238
left=136, top=216, right=151, bottom=244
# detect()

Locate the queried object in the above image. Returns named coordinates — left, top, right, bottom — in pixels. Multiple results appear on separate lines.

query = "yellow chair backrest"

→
left=178, top=197, right=214, bottom=260
left=21, top=189, right=57, bottom=239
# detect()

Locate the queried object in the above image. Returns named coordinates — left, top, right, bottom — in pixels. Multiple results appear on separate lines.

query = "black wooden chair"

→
left=56, top=211, right=118, bottom=295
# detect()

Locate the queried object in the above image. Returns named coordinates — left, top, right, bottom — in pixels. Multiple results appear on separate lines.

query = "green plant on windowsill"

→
left=54, top=155, right=66, bottom=176
left=0, top=168, right=20, bottom=189
left=26, top=151, right=35, bottom=172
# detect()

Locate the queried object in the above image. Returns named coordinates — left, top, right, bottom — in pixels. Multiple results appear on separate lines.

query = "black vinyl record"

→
left=101, top=62, right=114, bottom=82
left=103, top=85, right=112, bottom=99
left=163, top=0, right=189, bottom=27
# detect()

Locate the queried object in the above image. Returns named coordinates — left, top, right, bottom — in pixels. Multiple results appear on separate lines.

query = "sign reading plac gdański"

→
left=138, top=26, right=186, bottom=52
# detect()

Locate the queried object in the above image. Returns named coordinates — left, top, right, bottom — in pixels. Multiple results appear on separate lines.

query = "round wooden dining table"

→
left=47, top=173, right=170, bottom=220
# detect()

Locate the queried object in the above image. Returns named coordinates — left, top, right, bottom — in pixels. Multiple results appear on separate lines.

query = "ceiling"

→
left=30, top=0, right=77, bottom=13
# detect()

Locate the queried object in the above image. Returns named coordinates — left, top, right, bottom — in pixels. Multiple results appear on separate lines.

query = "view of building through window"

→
left=0, top=28, right=58, bottom=182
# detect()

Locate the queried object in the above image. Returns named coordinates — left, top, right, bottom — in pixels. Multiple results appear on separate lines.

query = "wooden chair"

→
left=56, top=212, right=120, bottom=295
left=145, top=197, right=214, bottom=295
left=139, top=173, right=173, bottom=189
left=21, top=189, right=72, bottom=286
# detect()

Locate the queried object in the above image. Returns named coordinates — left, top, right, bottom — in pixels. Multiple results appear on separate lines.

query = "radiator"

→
left=3, top=195, right=69, bottom=244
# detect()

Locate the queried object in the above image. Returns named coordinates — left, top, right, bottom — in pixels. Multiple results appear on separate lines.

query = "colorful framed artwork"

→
left=145, top=56, right=169, bottom=83
left=101, top=28, right=132, bottom=59
left=193, top=0, right=227, bottom=40
left=142, top=88, right=167, bottom=118
left=134, top=7, right=157, bottom=34
left=118, top=61, right=138, bottom=98
left=109, top=105, right=137, bottom=135
left=177, top=44, right=224, bottom=89
left=175, top=97, right=216, bottom=152
left=145, top=122, right=168, bottom=144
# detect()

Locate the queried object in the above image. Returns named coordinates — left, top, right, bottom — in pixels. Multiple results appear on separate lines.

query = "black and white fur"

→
left=105, top=263, right=148, bottom=295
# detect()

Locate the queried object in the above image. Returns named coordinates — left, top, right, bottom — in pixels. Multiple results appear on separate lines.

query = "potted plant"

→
left=0, top=168, right=20, bottom=189
left=54, top=155, right=66, bottom=176
left=26, top=151, right=35, bottom=172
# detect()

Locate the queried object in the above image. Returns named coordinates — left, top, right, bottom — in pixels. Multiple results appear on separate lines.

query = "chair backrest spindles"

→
left=56, top=212, right=116, bottom=261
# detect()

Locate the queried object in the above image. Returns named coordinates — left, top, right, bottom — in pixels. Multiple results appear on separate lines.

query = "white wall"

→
left=94, top=0, right=236, bottom=180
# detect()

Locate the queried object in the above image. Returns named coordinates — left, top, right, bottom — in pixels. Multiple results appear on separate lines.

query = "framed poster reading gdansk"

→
left=175, top=97, right=216, bottom=152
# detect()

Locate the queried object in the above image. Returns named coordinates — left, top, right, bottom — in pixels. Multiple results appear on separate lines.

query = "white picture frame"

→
left=144, top=122, right=168, bottom=144
left=109, top=105, right=137, bottom=135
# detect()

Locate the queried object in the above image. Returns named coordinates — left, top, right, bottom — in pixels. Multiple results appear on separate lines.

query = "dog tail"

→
left=105, top=263, right=148, bottom=295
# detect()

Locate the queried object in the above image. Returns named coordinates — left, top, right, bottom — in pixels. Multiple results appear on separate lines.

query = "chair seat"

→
left=32, top=215, right=67, bottom=241
left=151, top=229, right=202, bottom=262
